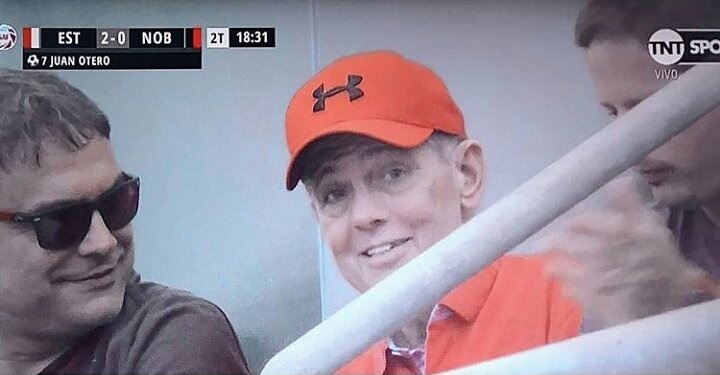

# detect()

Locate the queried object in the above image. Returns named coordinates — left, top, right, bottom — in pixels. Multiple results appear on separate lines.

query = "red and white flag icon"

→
left=23, top=27, right=40, bottom=49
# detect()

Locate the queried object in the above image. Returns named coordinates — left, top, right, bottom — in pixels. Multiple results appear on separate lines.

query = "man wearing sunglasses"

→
left=0, top=69, right=248, bottom=375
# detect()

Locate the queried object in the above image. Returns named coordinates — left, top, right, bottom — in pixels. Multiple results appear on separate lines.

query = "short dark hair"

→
left=575, top=0, right=720, bottom=49
left=0, top=69, right=110, bottom=171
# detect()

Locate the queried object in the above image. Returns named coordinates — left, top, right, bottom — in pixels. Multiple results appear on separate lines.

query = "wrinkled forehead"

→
left=301, top=134, right=414, bottom=184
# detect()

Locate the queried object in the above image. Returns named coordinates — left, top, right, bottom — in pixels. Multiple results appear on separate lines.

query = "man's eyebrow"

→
left=600, top=102, right=615, bottom=111
left=312, top=165, right=336, bottom=188
left=309, top=144, right=410, bottom=186
left=28, top=173, right=125, bottom=214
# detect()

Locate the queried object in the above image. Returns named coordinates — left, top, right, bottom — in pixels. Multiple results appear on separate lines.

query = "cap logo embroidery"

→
left=312, top=74, right=364, bottom=112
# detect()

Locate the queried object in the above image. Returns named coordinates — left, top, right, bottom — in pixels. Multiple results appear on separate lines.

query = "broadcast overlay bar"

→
left=22, top=26, right=203, bottom=70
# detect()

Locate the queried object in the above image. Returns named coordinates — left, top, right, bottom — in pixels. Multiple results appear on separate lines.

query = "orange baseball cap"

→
left=284, top=50, right=466, bottom=190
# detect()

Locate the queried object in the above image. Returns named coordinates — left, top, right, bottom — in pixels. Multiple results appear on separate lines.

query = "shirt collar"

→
left=438, top=259, right=501, bottom=322
left=358, top=260, right=502, bottom=374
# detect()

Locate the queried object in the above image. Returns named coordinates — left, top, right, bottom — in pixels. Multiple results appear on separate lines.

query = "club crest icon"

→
left=0, top=24, right=17, bottom=51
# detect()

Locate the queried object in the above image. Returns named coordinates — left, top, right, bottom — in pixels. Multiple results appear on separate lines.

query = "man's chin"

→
left=354, top=269, right=398, bottom=293
left=64, top=288, right=126, bottom=332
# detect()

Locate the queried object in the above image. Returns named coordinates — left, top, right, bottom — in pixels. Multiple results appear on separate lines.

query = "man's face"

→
left=587, top=38, right=720, bottom=208
left=307, top=137, right=466, bottom=292
left=0, top=138, right=134, bottom=338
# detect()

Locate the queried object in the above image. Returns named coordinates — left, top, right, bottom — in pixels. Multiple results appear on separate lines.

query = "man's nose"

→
left=76, top=211, right=118, bottom=257
left=349, top=188, right=389, bottom=232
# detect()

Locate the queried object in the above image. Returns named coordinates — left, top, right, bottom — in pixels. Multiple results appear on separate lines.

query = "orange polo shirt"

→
left=337, top=254, right=582, bottom=374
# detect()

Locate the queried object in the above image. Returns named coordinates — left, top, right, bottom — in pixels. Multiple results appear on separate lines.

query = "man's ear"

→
left=452, top=139, right=484, bottom=220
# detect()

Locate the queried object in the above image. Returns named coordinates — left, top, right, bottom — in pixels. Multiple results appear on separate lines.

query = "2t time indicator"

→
left=206, top=27, right=275, bottom=48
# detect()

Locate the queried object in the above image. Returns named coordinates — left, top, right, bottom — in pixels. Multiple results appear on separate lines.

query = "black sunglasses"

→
left=0, top=173, right=140, bottom=250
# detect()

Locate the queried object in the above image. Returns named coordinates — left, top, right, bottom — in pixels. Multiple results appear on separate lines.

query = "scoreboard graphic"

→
left=20, top=26, right=276, bottom=70
left=23, top=27, right=203, bottom=70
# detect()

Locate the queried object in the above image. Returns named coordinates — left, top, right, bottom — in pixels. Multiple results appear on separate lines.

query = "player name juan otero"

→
left=47, top=54, right=110, bottom=68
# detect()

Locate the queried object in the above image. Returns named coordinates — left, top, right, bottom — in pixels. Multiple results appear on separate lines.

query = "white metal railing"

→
left=437, top=299, right=720, bottom=375
left=261, top=64, right=720, bottom=375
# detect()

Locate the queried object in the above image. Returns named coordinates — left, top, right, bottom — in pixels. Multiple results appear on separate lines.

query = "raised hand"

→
left=541, top=176, right=706, bottom=330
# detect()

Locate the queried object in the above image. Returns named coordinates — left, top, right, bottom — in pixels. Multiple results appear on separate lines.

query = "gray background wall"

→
left=0, top=1, right=604, bottom=371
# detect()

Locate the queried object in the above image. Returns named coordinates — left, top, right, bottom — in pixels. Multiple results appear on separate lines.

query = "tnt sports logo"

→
left=648, top=28, right=720, bottom=67
left=0, top=24, right=17, bottom=51
left=648, top=29, right=684, bottom=65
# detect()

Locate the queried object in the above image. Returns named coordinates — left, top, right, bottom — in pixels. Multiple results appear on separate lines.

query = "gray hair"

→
left=299, top=130, right=463, bottom=188
left=0, top=69, right=110, bottom=171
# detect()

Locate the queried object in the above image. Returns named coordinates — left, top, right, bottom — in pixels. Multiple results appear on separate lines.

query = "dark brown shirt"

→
left=40, top=273, right=249, bottom=375
left=669, top=208, right=720, bottom=279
